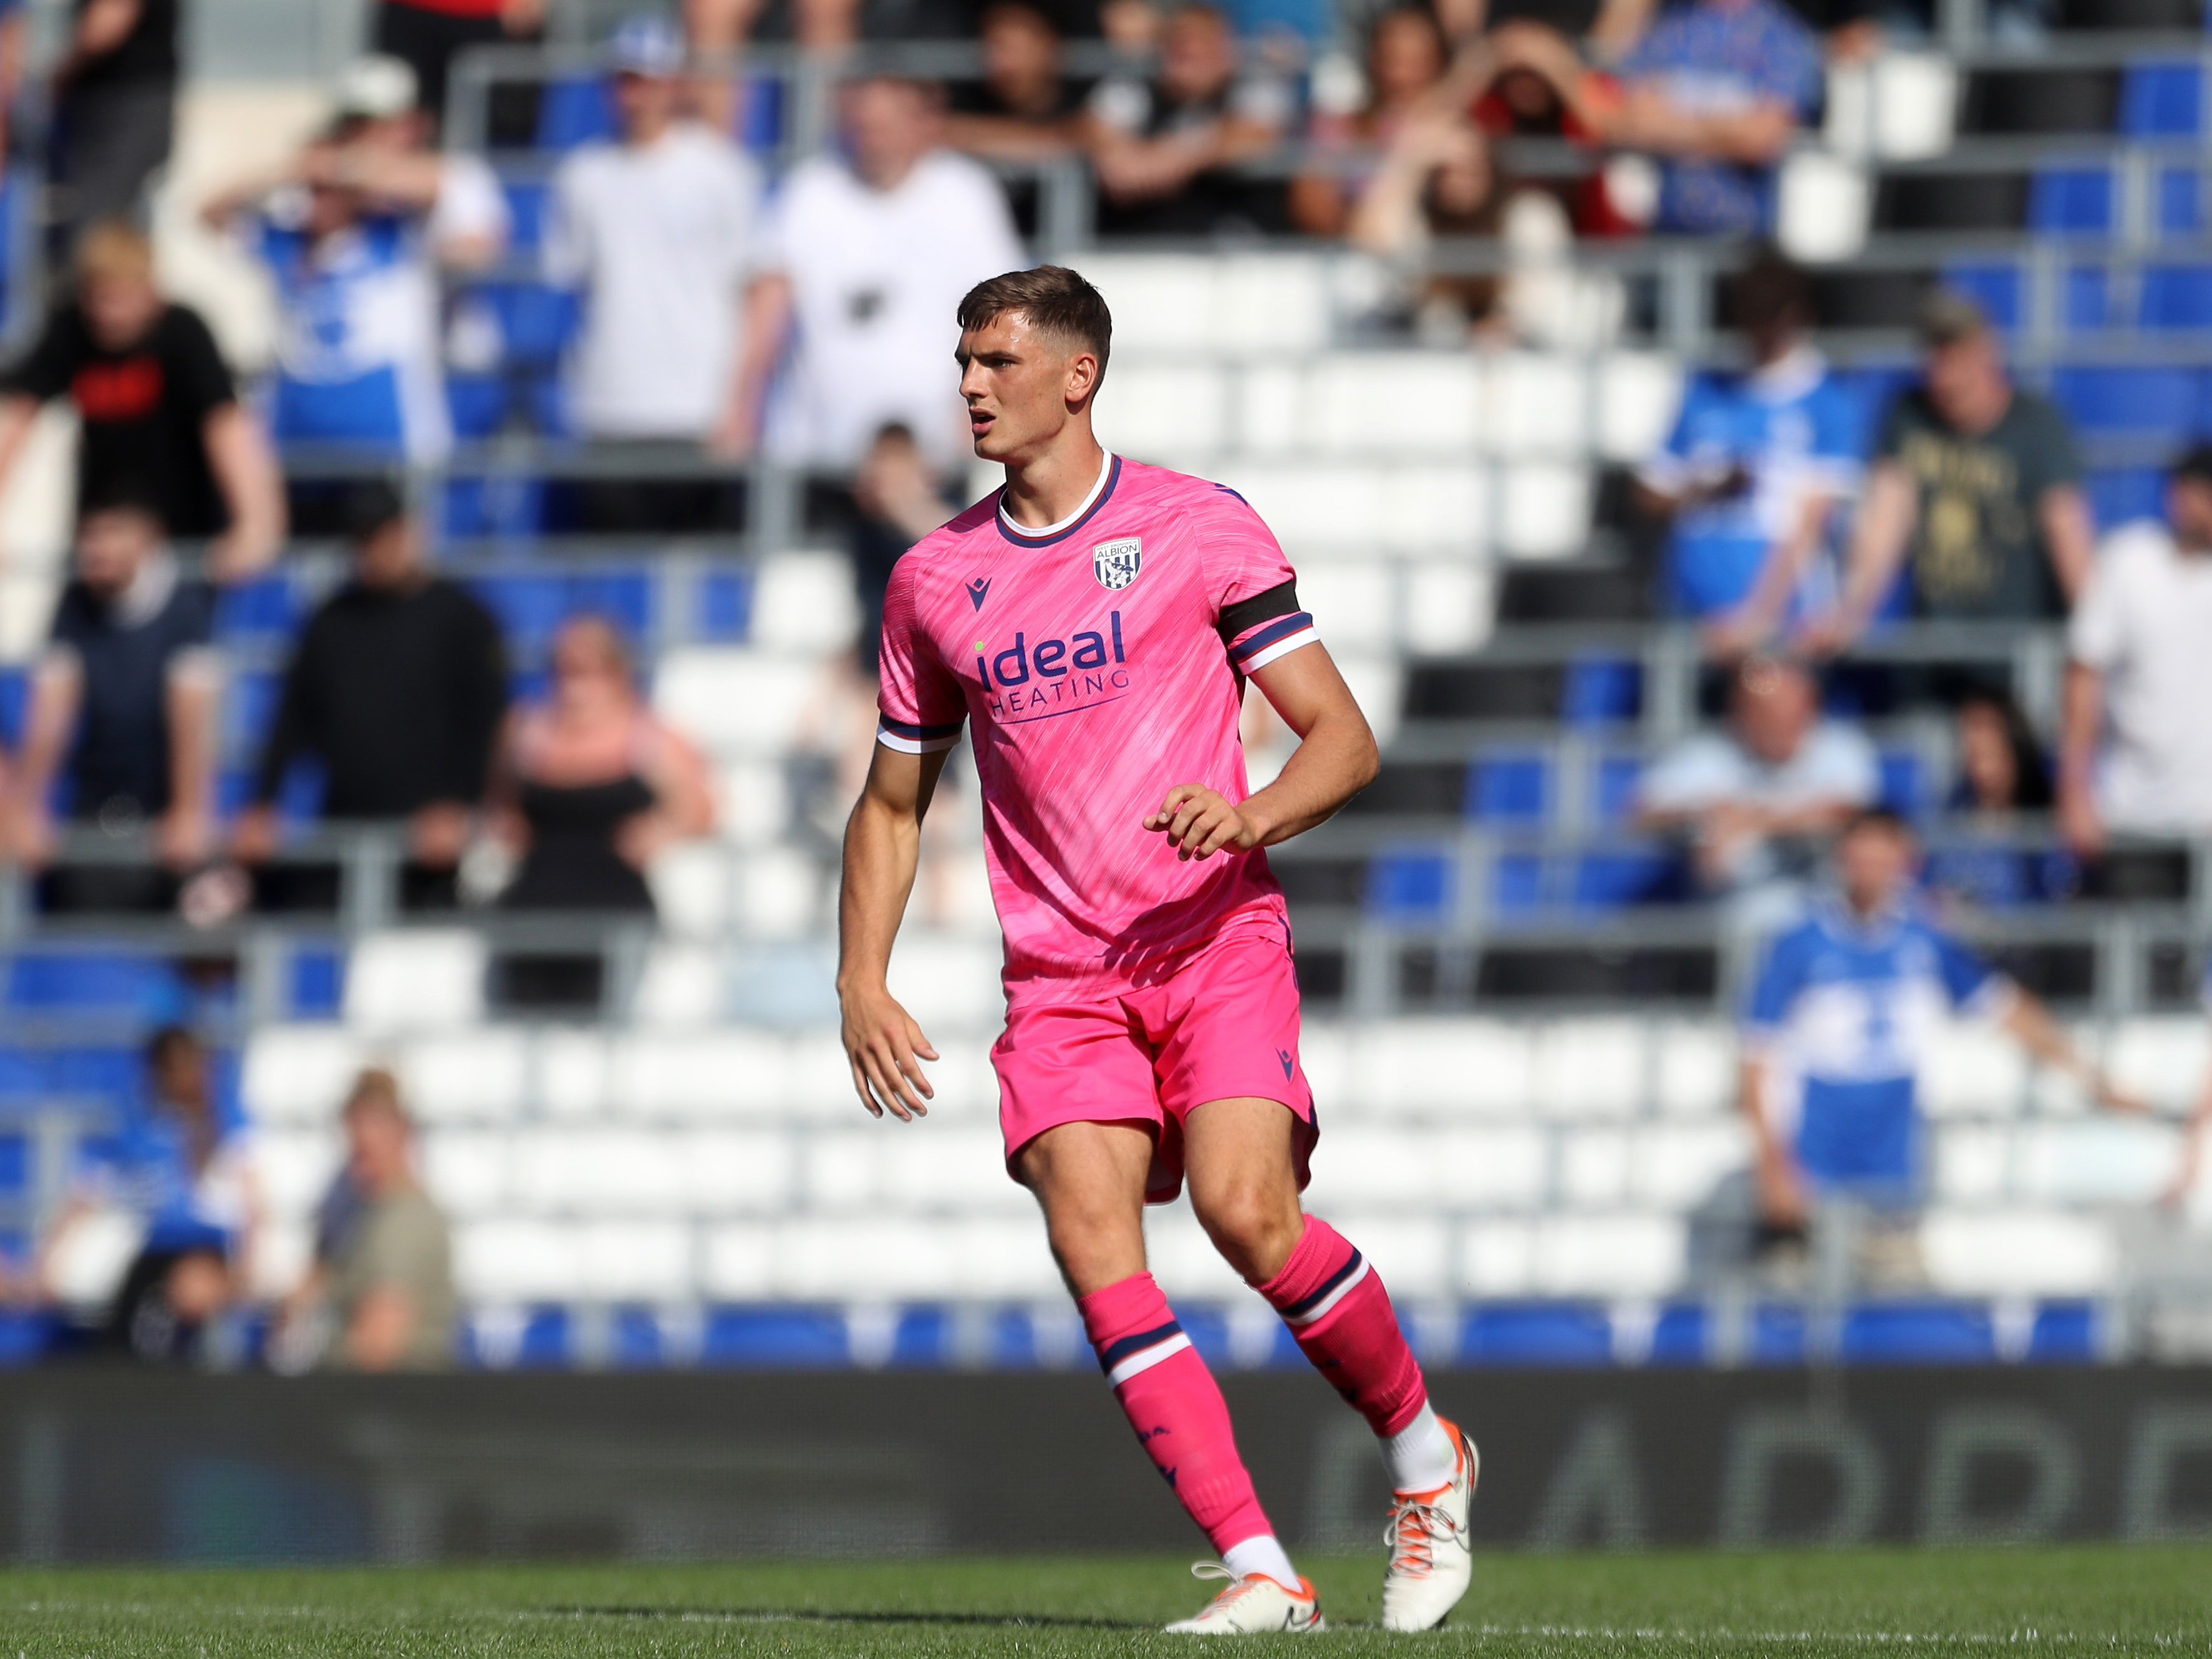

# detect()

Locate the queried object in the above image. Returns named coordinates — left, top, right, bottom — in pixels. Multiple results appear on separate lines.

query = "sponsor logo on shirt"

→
left=975, top=611, right=1132, bottom=724
left=1093, top=536, right=1142, bottom=591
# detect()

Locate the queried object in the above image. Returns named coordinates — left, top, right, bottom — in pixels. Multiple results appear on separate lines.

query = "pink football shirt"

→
left=877, top=453, right=1321, bottom=1003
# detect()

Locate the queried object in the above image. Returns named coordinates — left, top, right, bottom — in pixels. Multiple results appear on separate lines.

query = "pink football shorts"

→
left=992, top=931, right=1318, bottom=1203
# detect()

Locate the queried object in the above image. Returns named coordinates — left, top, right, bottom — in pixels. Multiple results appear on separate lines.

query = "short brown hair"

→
left=344, top=1066, right=412, bottom=1128
left=75, top=221, right=155, bottom=287
left=957, top=265, right=1113, bottom=380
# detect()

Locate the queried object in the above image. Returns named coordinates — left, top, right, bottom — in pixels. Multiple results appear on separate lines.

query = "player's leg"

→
left=1016, top=1119, right=1320, bottom=1630
left=1184, top=1098, right=1477, bottom=1630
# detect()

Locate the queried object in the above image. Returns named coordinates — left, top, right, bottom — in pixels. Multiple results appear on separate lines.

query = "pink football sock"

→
left=1255, top=1215, right=1429, bottom=1439
left=1077, top=1272, right=1277, bottom=1557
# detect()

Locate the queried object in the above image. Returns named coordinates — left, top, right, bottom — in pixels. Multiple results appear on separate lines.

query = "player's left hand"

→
left=1143, top=785, right=1263, bottom=861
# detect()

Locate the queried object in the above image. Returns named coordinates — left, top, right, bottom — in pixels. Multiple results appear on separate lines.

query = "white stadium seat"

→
left=1301, top=1023, right=1353, bottom=1110
left=250, top=1219, right=313, bottom=1302
left=1531, top=1018, right=1645, bottom=1118
left=608, top=1030, right=789, bottom=1118
left=1456, top=1218, right=1535, bottom=1295
left=1093, top=362, right=1228, bottom=461
left=576, top=1220, right=693, bottom=1300
left=1558, top=1128, right=1630, bottom=1205
left=1653, top=1022, right=1734, bottom=1116
left=1595, top=352, right=1684, bottom=462
left=1920, top=1023, right=2029, bottom=1117
left=1212, top=255, right=1330, bottom=355
left=733, top=845, right=823, bottom=939
left=675, top=1130, right=797, bottom=1213
left=1143, top=1211, right=1250, bottom=1300
left=653, top=649, right=820, bottom=758
left=1235, top=362, right=1304, bottom=455
left=456, top=1219, right=585, bottom=1302
left=631, top=944, right=725, bottom=1026
left=2014, top=1120, right=2182, bottom=1205
left=1217, top=464, right=1387, bottom=552
left=715, top=759, right=791, bottom=848
left=535, top=1028, right=609, bottom=1117
left=1401, top=562, right=1494, bottom=657
left=345, top=931, right=486, bottom=1032
left=1305, top=1126, right=1545, bottom=1207
left=748, top=551, right=859, bottom=654
left=1298, top=564, right=1395, bottom=652
left=945, top=1218, right=1061, bottom=1299
left=1377, top=467, right=1488, bottom=556
left=1498, top=463, right=1591, bottom=560
left=2105, top=1017, right=2211, bottom=1115
left=254, top=1128, right=339, bottom=1219
left=884, top=933, right=1004, bottom=1031
left=1331, top=655, right=1404, bottom=748
left=1079, top=254, right=1218, bottom=355
left=702, top=1222, right=775, bottom=1299
left=1922, top=1210, right=2116, bottom=1298
left=774, top=1219, right=956, bottom=1300
left=1532, top=1213, right=1686, bottom=1298
left=1351, top=1019, right=1532, bottom=1118
left=402, top=1029, right=528, bottom=1123
left=1485, top=353, right=1587, bottom=459
left=1931, top=1125, right=2011, bottom=1204
left=242, top=1027, right=364, bottom=1125
left=1303, top=354, right=1484, bottom=457
left=1629, top=1122, right=1747, bottom=1207
left=650, top=844, right=734, bottom=941
left=420, top=1131, right=510, bottom=1217
left=1328, top=1214, right=1450, bottom=1298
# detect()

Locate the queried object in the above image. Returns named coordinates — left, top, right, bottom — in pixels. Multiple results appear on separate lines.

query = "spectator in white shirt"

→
left=1637, top=654, right=1880, bottom=894
left=733, top=75, right=1025, bottom=474
left=2058, top=445, right=2212, bottom=855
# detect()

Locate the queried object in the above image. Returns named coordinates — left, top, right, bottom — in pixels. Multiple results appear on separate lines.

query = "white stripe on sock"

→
left=1283, top=1256, right=1369, bottom=1328
left=1106, top=1331, right=1191, bottom=1387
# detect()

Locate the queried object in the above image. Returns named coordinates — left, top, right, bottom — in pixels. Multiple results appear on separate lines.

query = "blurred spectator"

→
left=1949, top=687, right=2052, bottom=816
left=201, top=57, right=512, bottom=470
left=850, top=423, right=957, bottom=680
left=1291, top=6, right=1449, bottom=238
left=234, top=483, right=508, bottom=893
left=735, top=77, right=1023, bottom=472
left=0, top=0, right=26, bottom=172
left=1740, top=810, right=2137, bottom=1286
left=1636, top=655, right=1876, bottom=894
left=278, top=1068, right=456, bottom=1371
left=544, top=16, right=764, bottom=531
left=1492, top=0, right=1818, bottom=236
left=49, top=0, right=181, bottom=248
left=5, top=486, right=218, bottom=892
left=1810, top=293, right=2093, bottom=652
left=491, top=614, right=715, bottom=916
left=1342, top=112, right=1512, bottom=336
left=2057, top=446, right=2212, bottom=855
left=372, top=0, right=544, bottom=133
left=1465, top=26, right=1638, bottom=236
left=946, top=2, right=1089, bottom=159
left=0, top=223, right=284, bottom=581
left=1638, top=250, right=1860, bottom=645
left=39, top=1027, right=259, bottom=1362
left=1084, top=2, right=1293, bottom=238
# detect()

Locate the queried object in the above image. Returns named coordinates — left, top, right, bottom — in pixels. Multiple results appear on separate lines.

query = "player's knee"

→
left=1191, top=1181, right=1300, bottom=1283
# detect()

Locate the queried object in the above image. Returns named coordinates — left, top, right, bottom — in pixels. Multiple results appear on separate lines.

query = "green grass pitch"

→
left=2, top=1547, right=2207, bottom=1656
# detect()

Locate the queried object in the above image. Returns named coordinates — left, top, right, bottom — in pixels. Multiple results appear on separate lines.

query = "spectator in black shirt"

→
left=0, top=224, right=285, bottom=580
left=4, top=483, right=219, bottom=877
left=233, top=483, right=508, bottom=881
left=945, top=3, right=1088, bottom=159
left=51, top=0, right=181, bottom=246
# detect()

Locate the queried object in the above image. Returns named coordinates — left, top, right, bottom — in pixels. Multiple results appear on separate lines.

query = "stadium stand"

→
left=0, top=0, right=2208, bottom=1376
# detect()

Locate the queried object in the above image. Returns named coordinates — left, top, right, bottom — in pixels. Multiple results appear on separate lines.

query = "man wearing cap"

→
left=232, top=484, right=508, bottom=898
left=2057, top=445, right=2212, bottom=854
left=543, top=15, right=764, bottom=531
left=1808, top=291, right=2094, bottom=651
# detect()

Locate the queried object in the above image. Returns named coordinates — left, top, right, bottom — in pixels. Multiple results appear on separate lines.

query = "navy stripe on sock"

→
left=1095, top=1318, right=1184, bottom=1374
left=1277, top=1249, right=1363, bottom=1322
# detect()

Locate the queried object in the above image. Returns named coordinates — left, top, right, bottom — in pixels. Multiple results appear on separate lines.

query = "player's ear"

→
left=1065, top=349, right=1099, bottom=409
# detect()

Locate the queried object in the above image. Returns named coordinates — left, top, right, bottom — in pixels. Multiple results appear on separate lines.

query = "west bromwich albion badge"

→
left=1093, top=536, right=1142, bottom=590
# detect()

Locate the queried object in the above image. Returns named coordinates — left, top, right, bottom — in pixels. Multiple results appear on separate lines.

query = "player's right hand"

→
left=840, top=983, right=940, bottom=1122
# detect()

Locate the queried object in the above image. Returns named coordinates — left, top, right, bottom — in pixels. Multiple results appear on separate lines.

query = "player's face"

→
left=1838, top=823, right=1914, bottom=911
left=957, top=311, right=1094, bottom=463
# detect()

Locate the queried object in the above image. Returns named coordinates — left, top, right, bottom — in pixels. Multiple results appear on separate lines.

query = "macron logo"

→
left=1277, top=1048, right=1295, bottom=1080
left=966, top=577, right=992, bottom=611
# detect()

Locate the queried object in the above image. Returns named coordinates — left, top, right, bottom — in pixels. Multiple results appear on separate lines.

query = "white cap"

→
left=334, top=54, right=420, bottom=121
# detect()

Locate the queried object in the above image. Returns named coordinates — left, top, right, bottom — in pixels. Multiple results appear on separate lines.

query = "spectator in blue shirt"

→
left=1740, top=809, right=2137, bottom=1242
left=1608, top=0, right=1821, bottom=236
left=36, top=1025, right=261, bottom=1362
left=1637, top=251, right=1864, bottom=641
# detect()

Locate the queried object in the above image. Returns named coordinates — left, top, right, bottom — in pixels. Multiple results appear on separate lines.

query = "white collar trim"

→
left=999, top=449, right=1114, bottom=539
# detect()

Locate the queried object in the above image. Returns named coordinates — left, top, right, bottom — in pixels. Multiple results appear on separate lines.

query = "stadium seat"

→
left=650, top=844, right=733, bottom=941
left=7, top=954, right=179, bottom=1016
left=1352, top=1018, right=1533, bottom=1117
left=2085, top=467, right=2165, bottom=528
left=1559, top=1128, right=1629, bottom=1204
left=2065, top=264, right=2111, bottom=331
left=2049, top=364, right=2201, bottom=431
left=345, top=932, right=487, bottom=1032
left=402, top=1030, right=529, bottom=1123
left=1402, top=561, right=1494, bottom=655
left=1467, top=751, right=1551, bottom=825
left=1628, top=1121, right=1746, bottom=1206
left=1530, top=1018, right=1645, bottom=1118
left=2105, top=1015, right=2210, bottom=1110
left=574, top=1220, right=691, bottom=1300
left=1653, top=1021, right=1734, bottom=1116
left=1920, top=1023, right=2030, bottom=1116
left=2014, top=1118, right=2180, bottom=1202
left=2158, top=166, right=2202, bottom=237
left=655, top=649, right=820, bottom=757
left=1078, top=254, right=1217, bottom=355
left=1091, top=361, right=1228, bottom=460
left=2120, top=59, right=2203, bottom=136
left=1531, top=1213, right=1686, bottom=1297
left=1212, top=256, right=1330, bottom=356
left=243, top=1027, right=364, bottom=1125
left=747, top=551, right=861, bottom=655
left=1840, top=1300, right=1994, bottom=1363
left=606, top=1030, right=788, bottom=1118
left=457, top=1219, right=586, bottom=1302
left=2137, top=266, right=2212, bottom=329
left=1593, top=352, right=1683, bottom=463
left=535, top=75, right=616, bottom=148
left=733, top=845, right=823, bottom=939
left=254, top=1128, right=339, bottom=1219
left=2029, top=167, right=2115, bottom=235
left=1931, top=1125, right=2011, bottom=1202
left=1303, top=354, right=1483, bottom=457
left=501, top=178, right=549, bottom=251
left=1297, top=564, right=1394, bottom=651
left=1487, top=353, right=1588, bottom=460
left=883, top=934, right=1002, bottom=1031
left=1941, top=260, right=2022, bottom=331
left=700, top=1222, right=775, bottom=1299
left=1921, top=1209, right=2117, bottom=1297
left=1306, top=1125, right=1545, bottom=1206
left=1499, top=464, right=1591, bottom=560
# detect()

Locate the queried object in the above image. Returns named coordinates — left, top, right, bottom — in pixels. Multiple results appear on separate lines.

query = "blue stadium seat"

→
left=1830, top=364, right=1917, bottom=432
left=1368, top=849, right=1451, bottom=921
left=698, top=569, right=753, bottom=642
left=1572, top=848, right=1680, bottom=909
left=2137, top=264, right=2212, bottom=329
left=1457, top=1302, right=1613, bottom=1366
left=5, top=955, right=180, bottom=1015
left=1750, top=1302, right=1806, bottom=1365
left=2049, top=365, right=2200, bottom=433
left=1591, top=753, right=1643, bottom=826
left=1877, top=749, right=1926, bottom=818
left=43, top=1046, right=140, bottom=1098
left=534, top=76, right=616, bottom=149
left=2085, top=467, right=2166, bottom=528
left=2029, top=167, right=2113, bottom=235
left=1562, top=657, right=1641, bottom=725
left=736, top=75, right=784, bottom=150
left=2121, top=60, right=2203, bottom=137
left=468, top=571, right=655, bottom=655
left=442, top=475, right=546, bottom=539
left=2065, top=264, right=2110, bottom=332
left=0, top=1133, right=26, bottom=1194
left=1941, top=261, right=2022, bottom=330
left=501, top=178, right=549, bottom=253
left=1467, top=752, right=1552, bottom=824
left=2027, top=1299, right=2097, bottom=1362
left=214, top=577, right=297, bottom=644
left=0, top=667, right=28, bottom=747
left=445, top=375, right=510, bottom=440
left=2159, top=167, right=2203, bottom=237
left=290, top=950, right=344, bottom=1018
left=488, top=283, right=579, bottom=367
left=698, top=1305, right=847, bottom=1366
left=1841, top=1300, right=1994, bottom=1363
left=1490, top=853, right=1545, bottom=915
left=0, top=1310, right=55, bottom=1368
left=1648, top=1302, right=1710, bottom=1365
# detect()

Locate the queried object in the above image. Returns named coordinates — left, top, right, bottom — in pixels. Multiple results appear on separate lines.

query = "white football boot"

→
left=1379, top=1416, right=1479, bottom=1632
left=1164, top=1565, right=1326, bottom=1634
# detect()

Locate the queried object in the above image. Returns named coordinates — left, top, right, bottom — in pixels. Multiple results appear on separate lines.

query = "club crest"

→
left=1092, top=536, right=1142, bottom=591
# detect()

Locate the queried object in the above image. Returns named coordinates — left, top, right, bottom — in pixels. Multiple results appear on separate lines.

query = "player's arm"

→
left=1145, top=642, right=1379, bottom=860
left=837, top=742, right=953, bottom=1120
